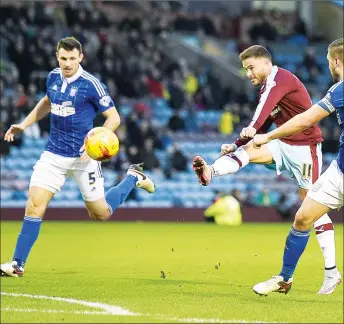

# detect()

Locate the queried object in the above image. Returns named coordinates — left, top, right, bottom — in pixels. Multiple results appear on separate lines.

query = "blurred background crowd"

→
left=0, top=0, right=340, bottom=220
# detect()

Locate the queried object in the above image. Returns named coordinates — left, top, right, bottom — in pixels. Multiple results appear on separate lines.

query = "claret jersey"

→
left=235, top=66, right=323, bottom=147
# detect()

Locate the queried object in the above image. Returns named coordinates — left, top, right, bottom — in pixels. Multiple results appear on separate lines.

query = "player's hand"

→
left=220, top=143, right=237, bottom=156
left=253, top=134, right=270, bottom=148
left=4, top=123, right=26, bottom=142
left=79, top=145, right=91, bottom=163
left=240, top=126, right=257, bottom=139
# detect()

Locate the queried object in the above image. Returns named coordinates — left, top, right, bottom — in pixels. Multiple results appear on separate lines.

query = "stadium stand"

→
left=0, top=1, right=337, bottom=212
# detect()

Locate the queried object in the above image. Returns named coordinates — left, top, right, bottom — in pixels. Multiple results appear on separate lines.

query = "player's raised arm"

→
left=4, top=95, right=51, bottom=142
left=253, top=104, right=330, bottom=147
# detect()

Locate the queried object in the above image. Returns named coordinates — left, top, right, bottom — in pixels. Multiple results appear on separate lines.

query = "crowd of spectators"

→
left=0, top=1, right=337, bottom=214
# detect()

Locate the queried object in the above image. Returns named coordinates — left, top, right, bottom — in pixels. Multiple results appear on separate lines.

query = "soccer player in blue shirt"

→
left=252, top=38, right=343, bottom=295
left=1, top=37, right=155, bottom=277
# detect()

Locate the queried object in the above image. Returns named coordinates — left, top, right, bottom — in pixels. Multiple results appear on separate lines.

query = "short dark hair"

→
left=239, top=45, right=271, bottom=62
left=328, top=38, right=343, bottom=62
left=56, top=37, right=82, bottom=54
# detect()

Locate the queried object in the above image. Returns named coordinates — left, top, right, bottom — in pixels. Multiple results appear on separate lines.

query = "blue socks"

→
left=13, top=216, right=42, bottom=268
left=12, top=175, right=137, bottom=268
left=105, top=175, right=137, bottom=215
left=279, top=226, right=311, bottom=281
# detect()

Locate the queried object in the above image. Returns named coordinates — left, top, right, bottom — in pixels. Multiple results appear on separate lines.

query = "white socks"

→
left=314, top=214, right=336, bottom=269
left=211, top=147, right=250, bottom=176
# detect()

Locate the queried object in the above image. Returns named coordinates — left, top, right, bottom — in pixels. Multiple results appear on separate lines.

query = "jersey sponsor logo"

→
left=99, top=95, right=111, bottom=107
left=52, top=84, right=58, bottom=91
left=69, top=87, right=78, bottom=97
left=270, top=105, right=281, bottom=117
left=51, top=101, right=76, bottom=117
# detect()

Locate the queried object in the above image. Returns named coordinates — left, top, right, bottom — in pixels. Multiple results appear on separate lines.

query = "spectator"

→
left=255, top=188, right=273, bottom=207
left=218, top=104, right=240, bottom=135
left=139, top=138, right=161, bottom=171
left=204, top=191, right=242, bottom=226
left=140, top=119, right=163, bottom=149
left=301, top=47, right=322, bottom=73
left=146, top=69, right=164, bottom=98
left=166, top=143, right=188, bottom=176
left=243, top=188, right=257, bottom=207
left=168, top=111, right=186, bottom=132
left=275, top=193, right=294, bottom=221
left=126, top=145, right=141, bottom=164
left=0, top=123, right=11, bottom=156
left=125, top=113, right=142, bottom=147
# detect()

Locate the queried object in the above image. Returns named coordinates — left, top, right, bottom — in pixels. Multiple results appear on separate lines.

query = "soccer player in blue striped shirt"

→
left=1, top=37, right=155, bottom=277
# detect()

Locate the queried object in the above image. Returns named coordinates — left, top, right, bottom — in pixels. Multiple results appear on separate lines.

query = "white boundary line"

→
left=1, top=292, right=274, bottom=323
left=1, top=292, right=136, bottom=316
left=1, top=307, right=108, bottom=315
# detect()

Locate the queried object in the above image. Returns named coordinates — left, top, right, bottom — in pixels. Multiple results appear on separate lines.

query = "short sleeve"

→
left=317, top=92, right=337, bottom=114
left=46, top=72, right=53, bottom=94
left=89, top=82, right=115, bottom=113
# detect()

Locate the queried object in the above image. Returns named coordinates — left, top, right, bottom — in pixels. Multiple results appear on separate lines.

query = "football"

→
left=84, top=127, right=120, bottom=161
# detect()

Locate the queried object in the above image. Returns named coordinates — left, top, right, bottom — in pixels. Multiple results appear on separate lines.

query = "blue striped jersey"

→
left=45, top=65, right=115, bottom=157
left=317, top=79, right=344, bottom=173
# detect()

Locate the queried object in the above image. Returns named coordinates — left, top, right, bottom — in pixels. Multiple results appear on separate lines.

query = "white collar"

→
left=261, top=65, right=278, bottom=88
left=60, top=65, right=84, bottom=84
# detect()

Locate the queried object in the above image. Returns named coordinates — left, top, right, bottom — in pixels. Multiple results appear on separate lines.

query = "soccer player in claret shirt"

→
left=1, top=37, right=155, bottom=278
left=192, top=45, right=341, bottom=294
left=252, top=38, right=343, bottom=296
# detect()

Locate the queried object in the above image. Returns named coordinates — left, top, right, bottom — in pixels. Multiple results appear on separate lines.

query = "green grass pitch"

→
left=1, top=221, right=343, bottom=323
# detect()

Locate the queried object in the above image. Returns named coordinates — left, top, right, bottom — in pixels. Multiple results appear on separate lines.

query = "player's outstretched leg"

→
left=128, top=163, right=155, bottom=193
left=192, top=156, right=213, bottom=186
left=193, top=147, right=253, bottom=186
left=105, top=163, right=155, bottom=215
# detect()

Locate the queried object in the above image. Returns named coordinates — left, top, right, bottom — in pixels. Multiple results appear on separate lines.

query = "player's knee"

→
left=294, top=209, right=312, bottom=230
left=25, top=195, right=47, bottom=217
left=89, top=210, right=111, bottom=221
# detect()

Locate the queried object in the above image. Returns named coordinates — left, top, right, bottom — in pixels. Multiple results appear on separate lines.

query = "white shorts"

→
left=307, top=160, right=344, bottom=210
left=265, top=139, right=322, bottom=189
left=30, top=151, right=105, bottom=202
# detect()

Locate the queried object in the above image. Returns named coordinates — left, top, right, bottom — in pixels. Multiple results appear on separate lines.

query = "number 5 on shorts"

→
left=88, top=172, right=96, bottom=185
left=301, top=163, right=312, bottom=179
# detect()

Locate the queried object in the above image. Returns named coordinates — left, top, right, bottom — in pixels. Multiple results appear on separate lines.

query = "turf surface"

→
left=1, top=221, right=343, bottom=323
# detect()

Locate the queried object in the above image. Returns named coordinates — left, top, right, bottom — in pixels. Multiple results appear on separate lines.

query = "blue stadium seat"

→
left=1, top=190, right=13, bottom=200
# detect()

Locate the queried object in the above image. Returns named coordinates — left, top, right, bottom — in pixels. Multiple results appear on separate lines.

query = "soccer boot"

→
left=253, top=275, right=293, bottom=296
left=127, top=163, right=155, bottom=193
left=192, top=155, right=212, bottom=186
left=0, top=261, right=24, bottom=277
left=317, top=269, right=342, bottom=295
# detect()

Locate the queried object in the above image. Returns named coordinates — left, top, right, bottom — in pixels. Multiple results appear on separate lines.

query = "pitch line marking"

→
left=1, top=292, right=136, bottom=316
left=1, top=292, right=275, bottom=323
left=2, top=307, right=108, bottom=315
